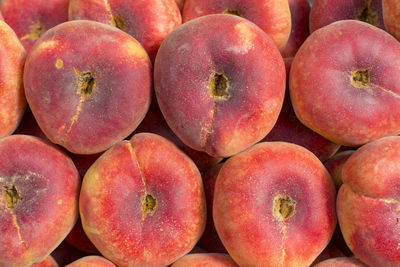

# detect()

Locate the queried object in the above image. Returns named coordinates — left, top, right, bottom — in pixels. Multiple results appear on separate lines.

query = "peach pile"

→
left=2, top=0, right=400, bottom=266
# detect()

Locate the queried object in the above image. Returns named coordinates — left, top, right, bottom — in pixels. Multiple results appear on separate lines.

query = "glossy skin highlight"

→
left=290, top=20, right=400, bottom=146
left=182, top=0, right=290, bottom=51
left=338, top=136, right=400, bottom=267
left=24, top=20, right=152, bottom=155
left=0, top=0, right=69, bottom=52
left=213, top=142, right=337, bottom=266
left=0, top=135, right=80, bottom=267
left=68, top=0, right=181, bottom=61
left=155, top=14, right=285, bottom=158
left=80, top=133, right=206, bottom=267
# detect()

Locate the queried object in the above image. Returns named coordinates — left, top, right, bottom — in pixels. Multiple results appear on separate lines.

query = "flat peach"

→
left=65, top=256, right=115, bottom=267
left=172, top=253, right=238, bottom=267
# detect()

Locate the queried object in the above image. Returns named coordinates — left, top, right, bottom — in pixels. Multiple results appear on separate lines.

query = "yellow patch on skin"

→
left=123, top=40, right=149, bottom=61
left=228, top=22, right=256, bottom=54
left=55, top=59, right=63, bottom=69
left=34, top=40, right=60, bottom=52
left=21, top=22, right=45, bottom=41
left=57, top=200, right=62, bottom=205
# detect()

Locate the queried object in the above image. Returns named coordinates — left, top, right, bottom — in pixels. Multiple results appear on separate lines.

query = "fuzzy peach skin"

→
left=24, top=20, right=152, bottom=155
left=0, top=0, right=68, bottom=53
left=0, top=21, right=26, bottom=139
left=31, top=256, right=59, bottom=267
left=290, top=20, right=400, bottom=147
left=281, top=0, right=310, bottom=58
left=80, top=133, right=206, bottom=267
left=172, top=253, right=238, bottom=267
left=324, top=151, right=355, bottom=191
left=213, top=142, right=337, bottom=266
left=182, top=0, right=290, bottom=51
left=68, top=0, right=181, bottom=61
left=65, top=256, right=115, bottom=267
left=155, top=14, right=285, bottom=158
left=337, top=136, right=400, bottom=266
left=262, top=58, right=340, bottom=162
left=314, top=257, right=368, bottom=267
left=382, top=0, right=400, bottom=40
left=0, top=135, right=80, bottom=267
left=133, top=99, right=222, bottom=172
left=197, top=164, right=226, bottom=253
left=310, top=0, right=384, bottom=32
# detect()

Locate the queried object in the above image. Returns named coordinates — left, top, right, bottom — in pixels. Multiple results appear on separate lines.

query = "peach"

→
left=310, top=0, right=384, bottom=32
left=213, top=142, right=336, bottom=266
left=324, top=150, right=355, bottom=190
left=382, top=0, right=400, bottom=39
left=65, top=256, right=115, bottom=267
left=172, top=253, right=238, bottom=267
left=290, top=20, right=400, bottom=146
left=31, top=256, right=59, bottom=267
left=281, top=0, right=310, bottom=58
left=80, top=133, right=206, bottom=267
left=0, top=135, right=80, bottom=267
left=337, top=136, right=400, bottom=266
left=0, top=0, right=68, bottom=53
left=24, top=20, right=152, bottom=155
left=262, top=58, right=340, bottom=162
left=0, top=21, right=26, bottom=139
left=314, top=257, right=368, bottom=267
left=68, top=0, right=181, bottom=61
left=155, top=15, right=285, bottom=158
left=197, top=164, right=226, bottom=253
left=182, top=0, right=291, bottom=51
left=64, top=218, right=98, bottom=254
left=133, top=100, right=222, bottom=172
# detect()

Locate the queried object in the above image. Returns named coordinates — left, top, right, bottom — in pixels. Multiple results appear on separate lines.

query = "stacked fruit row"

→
left=0, top=0, right=400, bottom=267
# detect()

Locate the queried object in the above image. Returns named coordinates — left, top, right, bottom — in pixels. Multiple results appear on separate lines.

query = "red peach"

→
left=155, top=14, right=285, bottom=158
left=290, top=20, right=400, bottom=146
left=281, top=0, right=310, bottom=58
left=31, top=256, right=59, bottom=267
left=314, top=257, right=368, bottom=267
left=213, top=142, right=336, bottom=266
left=0, top=21, right=26, bottom=139
left=310, top=0, right=384, bottom=32
left=65, top=256, right=115, bottom=267
left=324, top=151, right=355, bottom=190
left=262, top=58, right=340, bottom=162
left=0, top=0, right=68, bottom=52
left=172, top=253, right=238, bottom=267
left=382, top=0, right=400, bottom=39
left=182, top=0, right=291, bottom=51
left=68, top=0, right=181, bottom=61
left=337, top=136, right=400, bottom=266
left=24, top=20, right=152, bottom=155
left=80, top=133, right=206, bottom=267
left=0, top=135, right=80, bottom=267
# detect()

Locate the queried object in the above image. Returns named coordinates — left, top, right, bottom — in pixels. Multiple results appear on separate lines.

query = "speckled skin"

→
left=24, top=20, right=152, bottom=155
left=0, top=0, right=69, bottom=52
left=171, top=253, right=238, bottom=267
left=0, top=135, right=80, bottom=267
left=338, top=136, right=400, bottom=267
left=314, top=257, right=368, bottom=267
left=310, top=0, right=384, bottom=32
left=383, top=0, right=400, bottom=40
left=281, top=0, right=310, bottom=58
left=197, top=164, right=226, bottom=253
left=324, top=150, right=355, bottom=191
left=65, top=256, right=116, bottom=267
left=31, top=256, right=59, bottom=267
left=133, top=99, right=222, bottom=172
left=182, top=0, right=290, bottom=51
left=213, top=142, right=337, bottom=267
left=68, top=0, right=181, bottom=61
left=262, top=58, right=340, bottom=162
left=290, top=20, right=400, bottom=147
left=80, top=133, right=206, bottom=267
left=0, top=21, right=26, bottom=139
left=155, top=15, right=285, bottom=158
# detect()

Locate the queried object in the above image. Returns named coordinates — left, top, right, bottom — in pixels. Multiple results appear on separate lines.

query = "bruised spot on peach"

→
left=20, top=22, right=45, bottom=41
left=273, top=194, right=296, bottom=221
left=55, top=59, right=63, bottom=69
left=208, top=71, right=231, bottom=101
left=234, top=22, right=256, bottom=52
left=351, top=69, right=370, bottom=88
